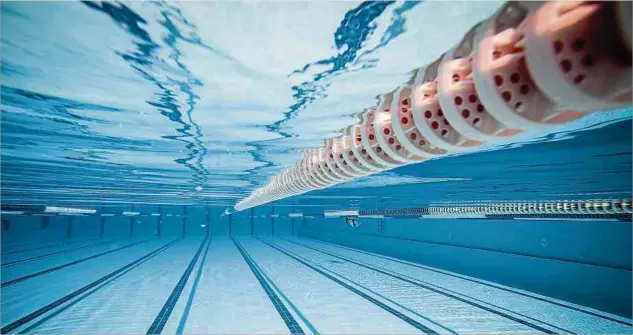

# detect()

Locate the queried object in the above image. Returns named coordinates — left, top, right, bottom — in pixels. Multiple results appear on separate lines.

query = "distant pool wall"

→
left=299, top=216, right=632, bottom=318
left=1, top=205, right=301, bottom=246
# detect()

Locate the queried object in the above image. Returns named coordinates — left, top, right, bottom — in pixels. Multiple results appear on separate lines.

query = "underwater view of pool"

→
left=1, top=1, right=631, bottom=334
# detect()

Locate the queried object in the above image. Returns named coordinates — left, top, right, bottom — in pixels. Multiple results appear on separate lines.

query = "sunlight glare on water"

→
left=1, top=1, right=630, bottom=210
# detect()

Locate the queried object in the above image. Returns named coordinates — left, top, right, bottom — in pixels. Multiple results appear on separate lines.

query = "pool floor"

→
left=1, top=236, right=631, bottom=334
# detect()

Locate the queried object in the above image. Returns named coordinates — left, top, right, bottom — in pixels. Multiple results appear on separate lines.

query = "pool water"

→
left=1, top=1, right=631, bottom=334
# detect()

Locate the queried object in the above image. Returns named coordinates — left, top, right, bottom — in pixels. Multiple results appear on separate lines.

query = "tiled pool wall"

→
left=1, top=205, right=302, bottom=242
left=300, top=216, right=632, bottom=318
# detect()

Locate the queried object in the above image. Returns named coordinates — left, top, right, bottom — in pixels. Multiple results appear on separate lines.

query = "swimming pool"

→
left=1, top=1, right=632, bottom=334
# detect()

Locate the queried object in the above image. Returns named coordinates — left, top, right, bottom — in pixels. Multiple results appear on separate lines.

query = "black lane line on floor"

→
left=17, top=239, right=180, bottom=334
left=301, top=226, right=632, bottom=272
left=260, top=238, right=456, bottom=335
left=1, top=238, right=181, bottom=334
left=259, top=265, right=320, bottom=335
left=290, top=240, right=573, bottom=335
left=2, top=240, right=55, bottom=251
left=1, top=239, right=92, bottom=255
left=1, top=239, right=153, bottom=288
left=284, top=238, right=561, bottom=335
left=303, top=236, right=633, bottom=327
left=232, top=238, right=305, bottom=335
left=3, top=240, right=114, bottom=268
left=176, top=238, right=212, bottom=334
left=1, top=241, right=67, bottom=255
left=238, top=238, right=318, bottom=335
left=146, top=238, right=209, bottom=335
left=255, top=238, right=438, bottom=335
left=2, top=240, right=47, bottom=248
